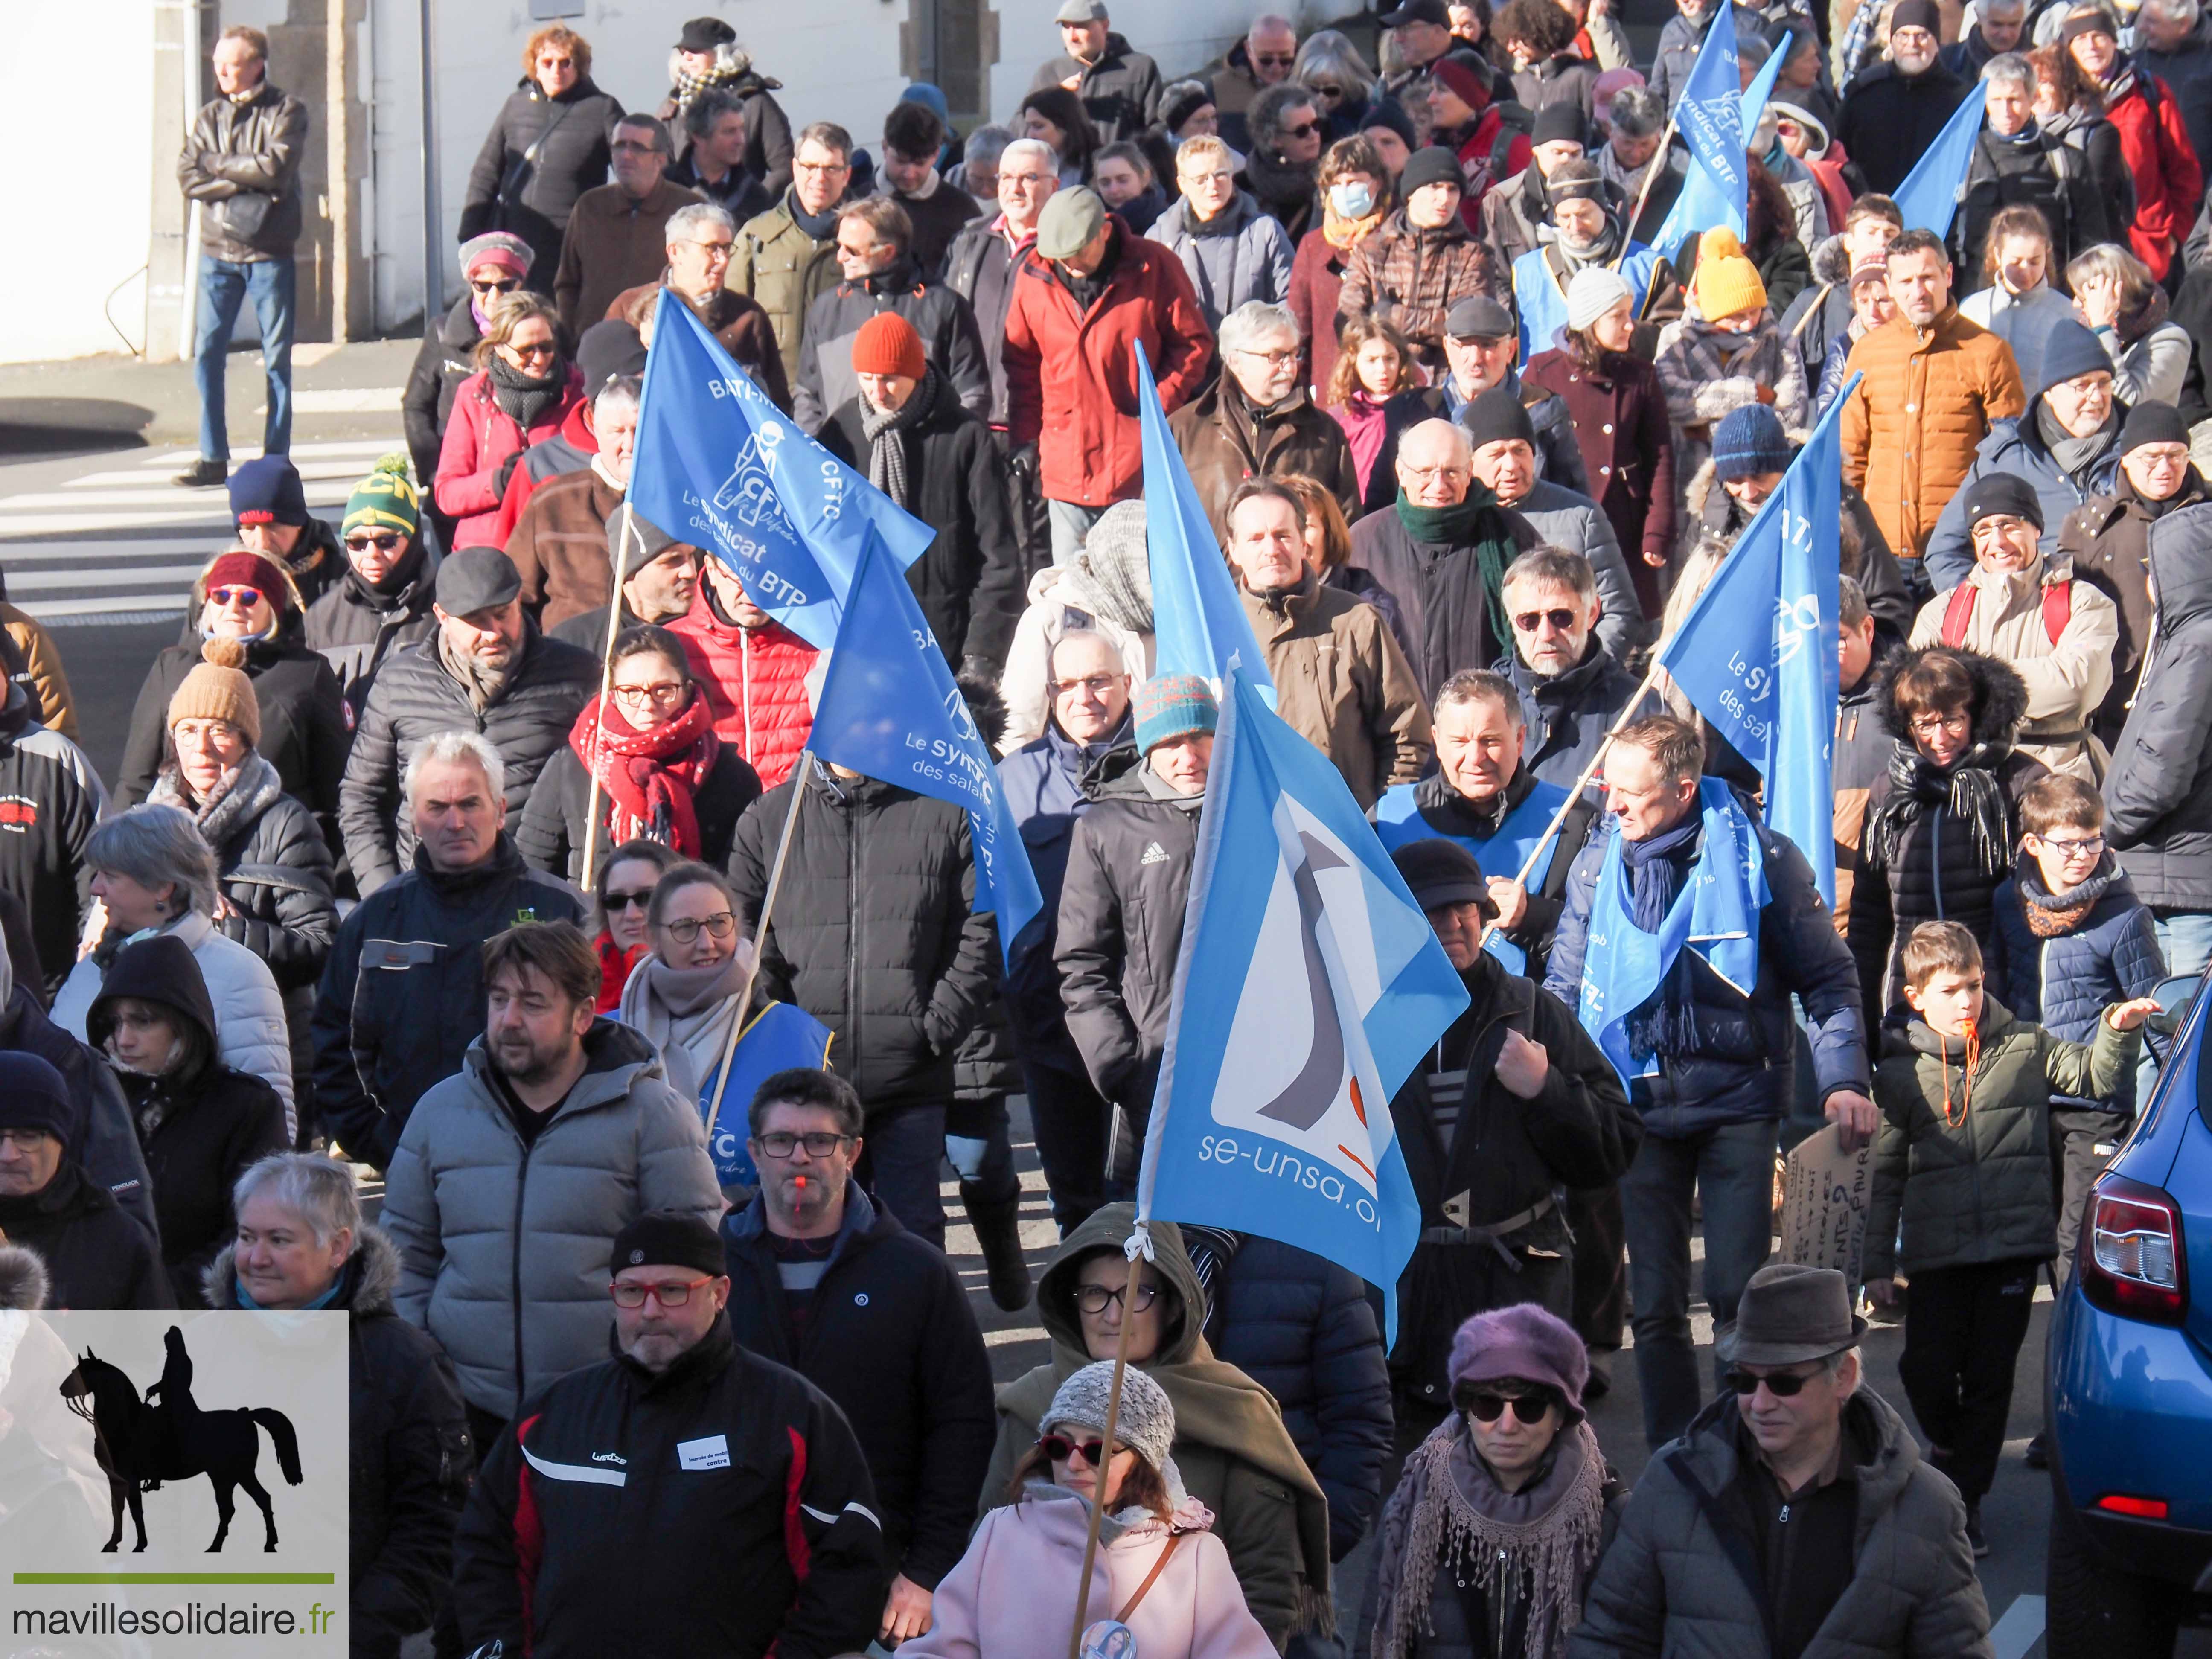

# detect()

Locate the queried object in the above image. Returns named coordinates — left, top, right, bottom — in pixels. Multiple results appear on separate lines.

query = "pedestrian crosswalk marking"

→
left=1989, top=1594, right=2043, bottom=1659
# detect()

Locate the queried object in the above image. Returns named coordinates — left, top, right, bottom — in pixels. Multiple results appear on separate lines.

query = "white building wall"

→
left=1, top=0, right=160, bottom=364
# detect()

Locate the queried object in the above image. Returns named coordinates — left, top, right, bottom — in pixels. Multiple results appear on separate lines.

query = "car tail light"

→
left=2096, top=1494, right=2171, bottom=1520
left=2079, top=1174, right=2188, bottom=1324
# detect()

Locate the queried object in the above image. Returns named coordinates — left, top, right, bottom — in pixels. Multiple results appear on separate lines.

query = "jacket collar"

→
left=458, top=1017, right=668, bottom=1126
left=725, top=1182, right=887, bottom=1272
left=612, top=1309, right=739, bottom=1392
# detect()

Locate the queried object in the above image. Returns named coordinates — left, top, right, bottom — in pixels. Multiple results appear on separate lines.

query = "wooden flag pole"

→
left=1068, top=1242, right=1144, bottom=1659
left=578, top=505, right=644, bottom=885
left=702, top=751, right=813, bottom=1141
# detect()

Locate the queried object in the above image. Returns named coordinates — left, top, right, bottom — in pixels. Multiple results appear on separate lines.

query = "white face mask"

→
left=1329, top=180, right=1376, bottom=219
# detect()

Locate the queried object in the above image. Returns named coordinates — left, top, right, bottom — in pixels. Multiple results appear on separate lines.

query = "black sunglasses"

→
left=1284, top=120, right=1322, bottom=139
left=1038, top=1432, right=1110, bottom=1465
left=470, top=278, right=519, bottom=295
left=1463, top=1391, right=1554, bottom=1423
left=1513, top=608, right=1579, bottom=632
left=1726, top=1367, right=1819, bottom=1397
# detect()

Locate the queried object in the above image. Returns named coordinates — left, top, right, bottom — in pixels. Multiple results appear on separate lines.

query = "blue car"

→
left=2046, top=977, right=2212, bottom=1651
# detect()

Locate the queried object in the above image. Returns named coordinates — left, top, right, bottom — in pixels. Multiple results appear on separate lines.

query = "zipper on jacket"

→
left=1932, top=810, right=1946, bottom=922
left=846, top=787, right=862, bottom=1077
left=741, top=627, right=756, bottom=768
left=510, top=1135, right=535, bottom=1408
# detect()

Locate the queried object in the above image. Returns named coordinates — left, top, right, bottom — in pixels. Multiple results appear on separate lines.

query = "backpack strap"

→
left=1939, top=584, right=1977, bottom=647
left=2043, top=580, right=2072, bottom=645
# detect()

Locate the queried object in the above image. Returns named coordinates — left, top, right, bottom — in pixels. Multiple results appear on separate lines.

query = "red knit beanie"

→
left=851, top=311, right=927, bottom=381
left=203, top=551, right=290, bottom=612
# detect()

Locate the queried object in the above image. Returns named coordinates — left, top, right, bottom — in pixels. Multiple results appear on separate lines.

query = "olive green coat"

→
left=731, top=196, right=841, bottom=387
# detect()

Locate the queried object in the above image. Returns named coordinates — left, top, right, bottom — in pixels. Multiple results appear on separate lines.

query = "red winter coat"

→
left=1452, top=105, right=1534, bottom=232
left=1287, top=224, right=1373, bottom=399
left=1003, top=225, right=1215, bottom=507
left=434, top=367, right=585, bottom=549
left=666, top=587, right=818, bottom=789
left=489, top=398, right=596, bottom=549
left=2103, top=65, right=2204, bottom=282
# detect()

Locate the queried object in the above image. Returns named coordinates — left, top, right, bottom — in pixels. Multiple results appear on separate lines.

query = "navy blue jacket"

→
left=1545, top=813, right=1870, bottom=1138
left=1493, top=642, right=1650, bottom=800
left=1200, top=1235, right=1392, bottom=1563
left=1924, top=397, right=2123, bottom=590
left=1991, top=862, right=2164, bottom=1117
left=998, top=718, right=1136, bottom=1066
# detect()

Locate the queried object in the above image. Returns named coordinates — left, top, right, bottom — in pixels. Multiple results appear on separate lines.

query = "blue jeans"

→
left=859, top=1100, right=948, bottom=1251
left=1621, top=1116, right=1780, bottom=1449
left=194, top=255, right=296, bottom=463
left=2153, top=911, right=2212, bottom=982
left=1046, top=499, right=1105, bottom=566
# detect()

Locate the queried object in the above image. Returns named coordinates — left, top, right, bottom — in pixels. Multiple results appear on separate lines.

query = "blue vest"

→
left=699, top=1001, right=835, bottom=1187
left=1576, top=779, right=1768, bottom=1086
left=1375, top=775, right=1572, bottom=972
left=1513, top=244, right=1661, bottom=360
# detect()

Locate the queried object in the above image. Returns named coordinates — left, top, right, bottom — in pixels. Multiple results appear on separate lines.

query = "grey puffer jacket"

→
left=381, top=1020, right=721, bottom=1419
left=178, top=81, right=308, bottom=262
left=1147, top=192, right=1297, bottom=331
left=2106, top=501, right=2212, bottom=910
left=1569, top=1388, right=1992, bottom=1659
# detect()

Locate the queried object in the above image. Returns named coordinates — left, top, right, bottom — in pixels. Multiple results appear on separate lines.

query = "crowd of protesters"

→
left=20, top=0, right=2212, bottom=1651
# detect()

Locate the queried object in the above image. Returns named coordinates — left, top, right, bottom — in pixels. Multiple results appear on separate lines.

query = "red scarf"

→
left=595, top=931, right=645, bottom=1012
left=569, top=689, right=720, bottom=857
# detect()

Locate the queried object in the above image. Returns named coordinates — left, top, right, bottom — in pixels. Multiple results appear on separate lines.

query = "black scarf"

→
left=788, top=189, right=839, bottom=240
left=1863, top=740, right=2015, bottom=881
left=860, top=366, right=941, bottom=509
left=2128, top=469, right=2206, bottom=521
left=487, top=352, right=565, bottom=430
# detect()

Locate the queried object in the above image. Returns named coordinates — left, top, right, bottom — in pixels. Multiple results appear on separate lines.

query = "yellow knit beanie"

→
left=166, top=637, right=262, bottom=749
left=1692, top=227, right=1767, bottom=324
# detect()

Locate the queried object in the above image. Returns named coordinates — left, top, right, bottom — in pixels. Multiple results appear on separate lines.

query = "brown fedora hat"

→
left=1717, top=1263, right=1868, bottom=1367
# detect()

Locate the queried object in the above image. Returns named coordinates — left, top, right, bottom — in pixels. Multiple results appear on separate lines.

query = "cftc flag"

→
left=1891, top=89, right=1988, bottom=241
left=1656, top=375, right=1857, bottom=905
left=808, top=527, right=1045, bottom=963
left=1137, top=663, right=1466, bottom=1339
left=1650, top=29, right=1789, bottom=263
left=1648, top=10, right=1748, bottom=263
left=627, top=292, right=935, bottom=649
left=1137, top=345, right=1275, bottom=700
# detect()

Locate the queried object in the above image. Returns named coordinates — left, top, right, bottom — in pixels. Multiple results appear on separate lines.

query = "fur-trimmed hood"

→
left=202, top=1224, right=403, bottom=1316
left=1809, top=230, right=1851, bottom=288
left=1874, top=644, right=2030, bottom=748
left=0, top=1244, right=48, bottom=1311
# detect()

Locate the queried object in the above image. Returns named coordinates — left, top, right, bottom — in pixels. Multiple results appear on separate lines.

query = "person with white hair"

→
left=53, top=805, right=296, bottom=1133
left=608, top=200, right=788, bottom=409
left=316, top=728, right=586, bottom=1170
left=654, top=17, right=793, bottom=192
left=503, top=374, right=646, bottom=631
left=209, top=1151, right=471, bottom=1650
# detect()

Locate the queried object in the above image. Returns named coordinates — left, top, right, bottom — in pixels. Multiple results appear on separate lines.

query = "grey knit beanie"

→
left=1070, top=501, right=1156, bottom=636
left=1043, top=1361, right=1177, bottom=1475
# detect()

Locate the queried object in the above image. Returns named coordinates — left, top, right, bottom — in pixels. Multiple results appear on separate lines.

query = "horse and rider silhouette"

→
left=59, top=1326, right=303, bottom=1553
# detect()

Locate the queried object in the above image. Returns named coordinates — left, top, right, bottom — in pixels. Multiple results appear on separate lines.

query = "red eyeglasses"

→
left=1038, top=1433, right=1110, bottom=1466
left=209, top=586, right=265, bottom=608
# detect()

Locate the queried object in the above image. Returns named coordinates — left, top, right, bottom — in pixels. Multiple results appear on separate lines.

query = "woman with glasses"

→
left=589, top=839, right=679, bottom=1011
left=1360, top=1303, right=1621, bottom=1659
left=402, top=230, right=534, bottom=526
left=435, top=290, right=584, bottom=551
left=518, top=626, right=762, bottom=887
left=906, top=1361, right=1276, bottom=1658
left=1293, top=30, right=1382, bottom=143
left=980, top=1206, right=1334, bottom=1652
left=457, top=24, right=623, bottom=292
left=115, top=548, right=347, bottom=832
left=303, top=457, right=443, bottom=711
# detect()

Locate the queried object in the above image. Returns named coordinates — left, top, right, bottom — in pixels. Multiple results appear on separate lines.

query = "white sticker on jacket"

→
left=678, top=1435, right=731, bottom=1471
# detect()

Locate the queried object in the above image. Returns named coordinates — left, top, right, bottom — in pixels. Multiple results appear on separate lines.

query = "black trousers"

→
left=1021, top=1057, right=1116, bottom=1235
left=1897, top=1257, right=2039, bottom=1502
left=2052, top=1117, right=2121, bottom=1286
left=1566, top=1182, right=1627, bottom=1349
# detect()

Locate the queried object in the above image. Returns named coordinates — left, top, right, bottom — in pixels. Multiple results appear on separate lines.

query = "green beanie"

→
left=343, top=454, right=421, bottom=540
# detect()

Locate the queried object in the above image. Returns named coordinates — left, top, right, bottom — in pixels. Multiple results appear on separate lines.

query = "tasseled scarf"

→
left=1368, top=1414, right=1608, bottom=1659
left=1862, top=742, right=2015, bottom=885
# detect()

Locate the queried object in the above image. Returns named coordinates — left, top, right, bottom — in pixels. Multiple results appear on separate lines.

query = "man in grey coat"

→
left=381, top=920, right=720, bottom=1448
left=1571, top=1264, right=1993, bottom=1658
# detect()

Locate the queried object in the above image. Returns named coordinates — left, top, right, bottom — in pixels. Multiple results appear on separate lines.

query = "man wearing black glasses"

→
left=720, top=1067, right=995, bottom=1651
left=1575, top=1263, right=1991, bottom=1657
left=454, top=1206, right=885, bottom=1659
left=1493, top=544, right=1646, bottom=795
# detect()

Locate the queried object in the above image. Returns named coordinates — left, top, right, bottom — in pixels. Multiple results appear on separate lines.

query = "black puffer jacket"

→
left=725, top=764, right=998, bottom=1112
left=338, top=626, right=599, bottom=894
left=1199, top=1234, right=1393, bottom=1563
left=1850, top=649, right=2046, bottom=1018
left=1054, top=755, right=1200, bottom=1120
left=87, top=935, right=287, bottom=1307
left=207, top=1230, right=472, bottom=1659
left=148, top=753, right=336, bottom=994
left=0, top=1161, right=171, bottom=1310
left=0, top=965, right=159, bottom=1248
left=303, top=545, right=441, bottom=710
left=818, top=385, right=1025, bottom=663
left=1388, top=954, right=1636, bottom=1415
left=402, top=296, right=484, bottom=488
left=115, top=621, right=349, bottom=823
left=1348, top=496, right=1542, bottom=700
left=2107, top=499, right=2212, bottom=911
left=310, top=835, right=585, bottom=1168
left=789, top=256, right=993, bottom=434
left=517, top=738, right=762, bottom=885
left=457, top=77, right=624, bottom=286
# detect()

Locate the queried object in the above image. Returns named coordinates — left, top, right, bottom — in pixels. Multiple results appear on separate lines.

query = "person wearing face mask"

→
left=116, top=550, right=346, bottom=831
left=1291, top=138, right=1394, bottom=396
left=1922, top=319, right=2125, bottom=590
left=1836, top=0, right=1970, bottom=196
left=1950, top=54, right=2108, bottom=292
left=1362, top=1303, right=1626, bottom=1657
left=304, top=458, right=442, bottom=711
left=2056, top=402, right=2210, bottom=748
left=1850, top=640, right=2049, bottom=1017
left=87, top=936, right=286, bottom=1307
